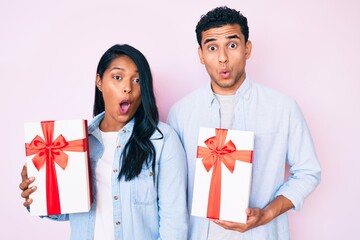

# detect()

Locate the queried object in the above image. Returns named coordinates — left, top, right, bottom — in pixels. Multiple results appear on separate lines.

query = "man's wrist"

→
left=262, top=195, right=295, bottom=224
left=262, top=206, right=276, bottom=225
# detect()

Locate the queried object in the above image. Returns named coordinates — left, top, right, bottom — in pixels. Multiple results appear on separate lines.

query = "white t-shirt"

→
left=215, top=93, right=235, bottom=129
left=94, top=130, right=118, bottom=240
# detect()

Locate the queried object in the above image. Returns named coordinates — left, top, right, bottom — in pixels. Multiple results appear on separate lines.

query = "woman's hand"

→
left=19, top=164, right=36, bottom=207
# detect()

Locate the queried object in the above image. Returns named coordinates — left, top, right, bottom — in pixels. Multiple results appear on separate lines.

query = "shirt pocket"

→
left=253, top=132, right=285, bottom=172
left=131, top=166, right=157, bottom=205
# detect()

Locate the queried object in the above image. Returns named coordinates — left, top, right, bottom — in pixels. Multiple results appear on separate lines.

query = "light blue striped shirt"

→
left=167, top=78, right=321, bottom=240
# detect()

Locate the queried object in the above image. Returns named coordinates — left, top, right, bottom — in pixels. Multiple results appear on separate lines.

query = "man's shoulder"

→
left=251, top=81, right=295, bottom=104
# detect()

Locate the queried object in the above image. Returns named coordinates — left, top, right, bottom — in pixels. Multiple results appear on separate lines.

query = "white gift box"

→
left=191, top=127, right=254, bottom=223
left=24, top=119, right=92, bottom=216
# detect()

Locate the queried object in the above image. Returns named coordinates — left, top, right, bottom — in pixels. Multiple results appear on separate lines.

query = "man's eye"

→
left=229, top=43, right=237, bottom=49
left=113, top=75, right=122, bottom=80
left=133, top=78, right=140, bottom=83
left=208, top=46, right=217, bottom=51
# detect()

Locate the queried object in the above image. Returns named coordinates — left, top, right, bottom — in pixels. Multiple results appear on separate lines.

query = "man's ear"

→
left=245, top=40, right=252, bottom=60
left=96, top=74, right=102, bottom=92
left=198, top=47, right=205, bottom=64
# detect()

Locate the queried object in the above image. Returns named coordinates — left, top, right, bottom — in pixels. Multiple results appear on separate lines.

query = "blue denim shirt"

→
left=167, top=78, right=321, bottom=240
left=47, top=112, right=189, bottom=240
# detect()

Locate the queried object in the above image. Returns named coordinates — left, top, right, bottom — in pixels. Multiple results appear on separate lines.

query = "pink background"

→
left=1, top=0, right=359, bottom=239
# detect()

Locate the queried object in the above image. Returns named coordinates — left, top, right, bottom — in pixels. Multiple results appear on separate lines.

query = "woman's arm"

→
left=157, top=126, right=189, bottom=239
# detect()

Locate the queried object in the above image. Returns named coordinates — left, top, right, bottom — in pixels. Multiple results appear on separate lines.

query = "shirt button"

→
left=122, top=129, right=126, bottom=133
left=116, top=145, right=121, bottom=148
left=149, top=172, right=153, bottom=176
left=114, top=196, right=118, bottom=200
left=113, top=168, right=118, bottom=173
left=116, top=221, right=121, bottom=225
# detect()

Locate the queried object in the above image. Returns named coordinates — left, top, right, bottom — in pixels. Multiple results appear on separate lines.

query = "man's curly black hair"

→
left=195, top=6, right=249, bottom=47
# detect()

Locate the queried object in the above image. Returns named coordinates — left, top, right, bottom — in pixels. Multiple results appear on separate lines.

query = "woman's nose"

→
left=122, top=80, right=132, bottom=94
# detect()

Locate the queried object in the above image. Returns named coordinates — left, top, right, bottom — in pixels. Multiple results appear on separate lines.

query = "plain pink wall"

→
left=1, top=0, right=359, bottom=239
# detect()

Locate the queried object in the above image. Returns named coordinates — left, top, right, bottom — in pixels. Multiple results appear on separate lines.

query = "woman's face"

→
left=96, top=55, right=142, bottom=131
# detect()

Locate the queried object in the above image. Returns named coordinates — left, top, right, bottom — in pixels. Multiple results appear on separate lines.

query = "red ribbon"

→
left=25, top=121, right=88, bottom=215
left=196, top=128, right=253, bottom=220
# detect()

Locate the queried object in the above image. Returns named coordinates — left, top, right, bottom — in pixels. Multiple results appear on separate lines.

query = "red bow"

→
left=197, top=128, right=252, bottom=220
left=25, top=121, right=87, bottom=215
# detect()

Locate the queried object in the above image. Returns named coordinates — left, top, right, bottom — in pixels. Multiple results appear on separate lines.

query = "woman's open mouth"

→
left=119, top=99, right=131, bottom=114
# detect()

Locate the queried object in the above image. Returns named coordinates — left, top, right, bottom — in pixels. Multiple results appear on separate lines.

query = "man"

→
left=167, top=6, right=321, bottom=240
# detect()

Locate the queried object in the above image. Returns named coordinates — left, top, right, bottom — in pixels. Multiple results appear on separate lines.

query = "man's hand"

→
left=213, top=195, right=294, bottom=233
left=212, top=207, right=272, bottom=232
left=19, top=164, right=37, bottom=207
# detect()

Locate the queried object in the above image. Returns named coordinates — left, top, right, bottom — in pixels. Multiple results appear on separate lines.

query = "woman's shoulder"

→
left=154, top=121, right=174, bottom=136
left=150, top=121, right=181, bottom=141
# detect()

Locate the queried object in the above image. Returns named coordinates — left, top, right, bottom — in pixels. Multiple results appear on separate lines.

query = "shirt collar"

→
left=235, top=77, right=252, bottom=100
left=205, top=77, right=252, bottom=106
left=88, top=111, right=135, bottom=135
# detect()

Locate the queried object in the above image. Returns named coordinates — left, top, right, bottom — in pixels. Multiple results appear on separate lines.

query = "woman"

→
left=19, top=44, right=188, bottom=239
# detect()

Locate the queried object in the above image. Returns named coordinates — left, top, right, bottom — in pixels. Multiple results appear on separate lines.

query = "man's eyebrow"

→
left=203, top=35, right=241, bottom=45
left=226, top=34, right=241, bottom=40
left=203, top=38, right=216, bottom=45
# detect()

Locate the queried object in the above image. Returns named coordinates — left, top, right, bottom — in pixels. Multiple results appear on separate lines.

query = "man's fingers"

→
left=246, top=208, right=260, bottom=217
left=212, top=220, right=248, bottom=233
left=246, top=208, right=252, bottom=216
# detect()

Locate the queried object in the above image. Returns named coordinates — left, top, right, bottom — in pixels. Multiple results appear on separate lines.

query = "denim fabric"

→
left=46, top=112, right=188, bottom=240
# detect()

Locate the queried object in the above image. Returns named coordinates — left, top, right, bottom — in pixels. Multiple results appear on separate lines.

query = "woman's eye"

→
left=133, top=78, right=140, bottom=84
left=113, top=75, right=122, bottom=80
left=208, top=45, right=217, bottom=51
left=229, top=43, right=237, bottom=49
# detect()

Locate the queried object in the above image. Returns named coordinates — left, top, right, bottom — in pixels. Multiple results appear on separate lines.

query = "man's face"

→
left=198, top=24, right=252, bottom=95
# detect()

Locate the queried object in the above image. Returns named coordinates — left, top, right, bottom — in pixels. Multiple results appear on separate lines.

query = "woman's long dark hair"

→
left=93, top=44, right=162, bottom=181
